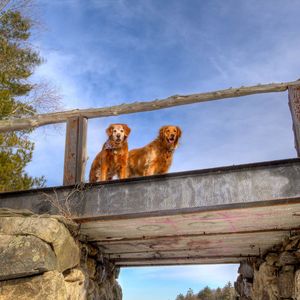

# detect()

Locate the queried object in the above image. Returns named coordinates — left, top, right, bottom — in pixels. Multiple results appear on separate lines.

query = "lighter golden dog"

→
left=128, top=125, right=182, bottom=177
left=89, top=124, right=131, bottom=182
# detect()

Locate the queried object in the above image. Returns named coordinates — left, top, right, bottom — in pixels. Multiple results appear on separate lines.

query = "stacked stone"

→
left=235, top=261, right=254, bottom=299
left=80, top=244, right=122, bottom=299
left=0, top=209, right=122, bottom=300
left=235, top=234, right=300, bottom=300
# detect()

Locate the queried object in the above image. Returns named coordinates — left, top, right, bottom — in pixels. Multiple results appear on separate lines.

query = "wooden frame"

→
left=0, top=80, right=300, bottom=185
left=288, top=86, right=300, bottom=156
left=63, top=117, right=87, bottom=185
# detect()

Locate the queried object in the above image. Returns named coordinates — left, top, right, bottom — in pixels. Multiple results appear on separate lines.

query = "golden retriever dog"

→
left=128, top=125, right=182, bottom=177
left=89, top=124, right=131, bottom=182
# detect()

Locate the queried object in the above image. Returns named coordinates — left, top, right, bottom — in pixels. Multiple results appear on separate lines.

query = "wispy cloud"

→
left=23, top=2, right=300, bottom=299
left=26, top=0, right=299, bottom=190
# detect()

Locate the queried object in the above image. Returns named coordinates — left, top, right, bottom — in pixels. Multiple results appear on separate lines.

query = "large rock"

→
left=0, top=235, right=57, bottom=280
left=0, top=216, right=80, bottom=272
left=235, top=235, right=300, bottom=300
left=98, top=281, right=122, bottom=300
left=86, top=258, right=97, bottom=280
left=278, top=265, right=294, bottom=298
left=87, top=279, right=100, bottom=299
left=64, top=268, right=88, bottom=300
left=265, top=253, right=279, bottom=266
left=0, top=210, right=122, bottom=300
left=252, top=262, right=279, bottom=300
left=285, top=237, right=299, bottom=251
left=295, top=269, right=300, bottom=300
left=0, top=271, right=67, bottom=300
left=278, top=251, right=298, bottom=266
left=238, top=261, right=254, bottom=279
left=235, top=274, right=252, bottom=299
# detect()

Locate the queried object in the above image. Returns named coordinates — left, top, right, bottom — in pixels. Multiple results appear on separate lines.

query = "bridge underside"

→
left=82, top=203, right=300, bottom=266
left=1, top=159, right=300, bottom=266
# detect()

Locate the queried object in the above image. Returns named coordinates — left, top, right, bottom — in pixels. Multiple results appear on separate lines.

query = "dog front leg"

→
left=143, top=164, right=156, bottom=176
left=118, top=165, right=128, bottom=179
left=100, top=164, right=108, bottom=181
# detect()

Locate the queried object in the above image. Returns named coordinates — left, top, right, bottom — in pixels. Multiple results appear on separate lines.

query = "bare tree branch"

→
left=0, top=0, right=32, bottom=16
left=25, top=81, right=63, bottom=113
left=0, top=0, right=11, bottom=13
left=42, top=184, right=92, bottom=219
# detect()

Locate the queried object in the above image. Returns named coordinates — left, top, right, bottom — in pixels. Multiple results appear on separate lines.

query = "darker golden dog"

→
left=89, top=124, right=131, bottom=182
left=128, top=125, right=182, bottom=177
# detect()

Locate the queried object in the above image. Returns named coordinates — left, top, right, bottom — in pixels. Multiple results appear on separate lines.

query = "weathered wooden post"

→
left=63, top=116, right=88, bottom=185
left=288, top=86, right=300, bottom=157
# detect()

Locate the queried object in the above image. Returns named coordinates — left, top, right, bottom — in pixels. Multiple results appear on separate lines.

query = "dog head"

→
left=159, top=125, right=182, bottom=148
left=106, top=124, right=131, bottom=145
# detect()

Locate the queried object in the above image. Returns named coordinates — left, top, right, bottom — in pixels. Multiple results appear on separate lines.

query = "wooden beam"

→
left=76, top=116, right=88, bottom=183
left=1, top=80, right=300, bottom=132
left=288, top=86, right=300, bottom=157
left=63, top=117, right=87, bottom=185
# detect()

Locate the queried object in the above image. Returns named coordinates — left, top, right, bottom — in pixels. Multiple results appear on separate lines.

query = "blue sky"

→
left=24, top=0, right=300, bottom=299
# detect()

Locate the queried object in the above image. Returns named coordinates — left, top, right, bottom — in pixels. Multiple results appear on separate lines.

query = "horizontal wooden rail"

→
left=1, top=80, right=300, bottom=132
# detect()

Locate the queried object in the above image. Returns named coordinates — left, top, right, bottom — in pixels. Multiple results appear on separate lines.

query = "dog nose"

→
left=116, top=134, right=121, bottom=138
left=170, top=134, right=175, bottom=138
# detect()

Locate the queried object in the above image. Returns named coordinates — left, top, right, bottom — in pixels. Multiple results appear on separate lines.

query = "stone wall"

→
left=235, top=233, right=300, bottom=300
left=0, top=209, right=122, bottom=300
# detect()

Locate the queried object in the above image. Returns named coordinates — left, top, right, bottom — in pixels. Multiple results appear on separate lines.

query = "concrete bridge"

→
left=1, top=158, right=300, bottom=267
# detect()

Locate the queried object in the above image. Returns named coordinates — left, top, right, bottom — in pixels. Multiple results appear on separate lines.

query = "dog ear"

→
left=159, top=126, right=166, bottom=140
left=176, top=126, right=182, bottom=139
left=106, top=125, right=113, bottom=137
left=122, top=124, right=131, bottom=138
left=174, top=126, right=182, bottom=147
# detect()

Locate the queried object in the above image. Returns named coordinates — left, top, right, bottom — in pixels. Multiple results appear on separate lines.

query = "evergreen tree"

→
left=197, top=286, right=213, bottom=300
left=222, top=282, right=235, bottom=300
left=174, top=282, right=236, bottom=300
left=185, top=288, right=194, bottom=300
left=214, top=287, right=223, bottom=300
left=0, top=8, right=45, bottom=191
left=176, top=294, right=185, bottom=300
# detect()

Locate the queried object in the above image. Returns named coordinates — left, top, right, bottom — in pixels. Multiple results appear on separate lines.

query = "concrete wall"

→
left=235, top=233, right=300, bottom=300
left=0, top=209, right=122, bottom=300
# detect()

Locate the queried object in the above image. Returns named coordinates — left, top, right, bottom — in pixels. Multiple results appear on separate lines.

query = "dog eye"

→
left=121, top=129, right=124, bottom=132
left=113, top=129, right=117, bottom=133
